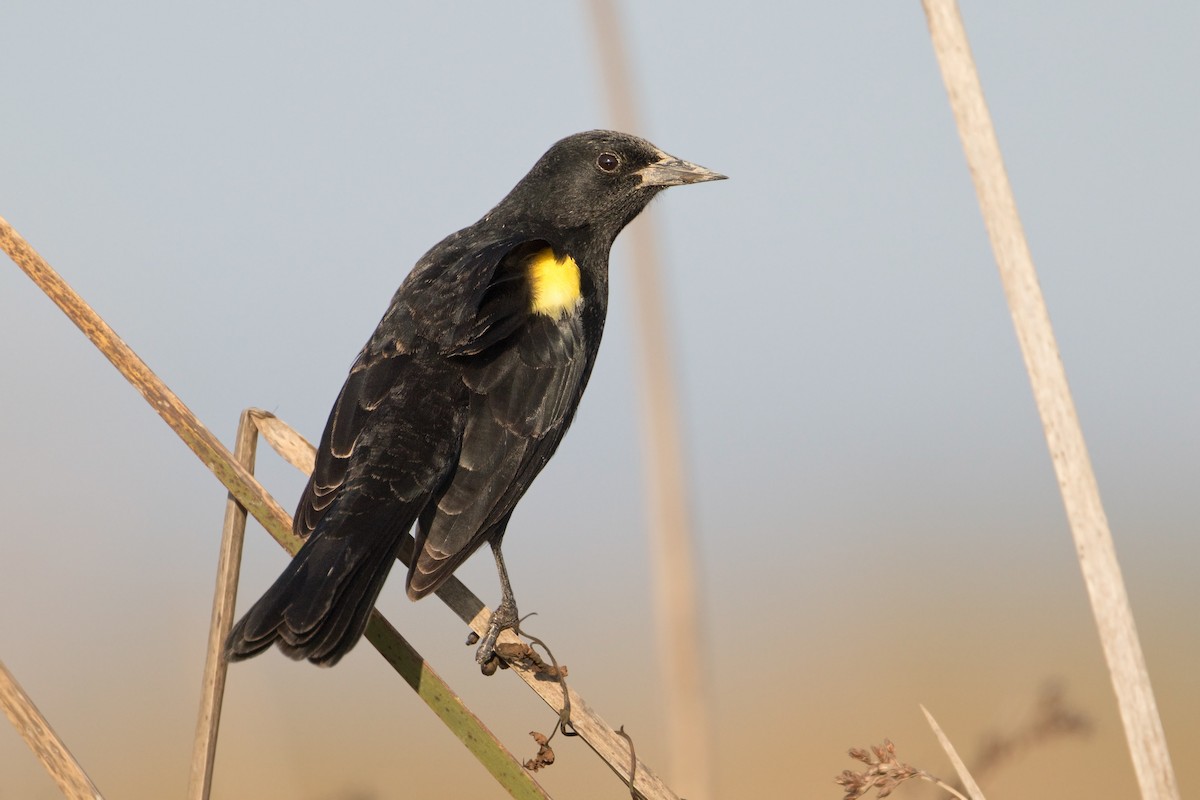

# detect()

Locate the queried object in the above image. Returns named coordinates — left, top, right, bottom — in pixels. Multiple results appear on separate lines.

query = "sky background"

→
left=2, top=2, right=1198, bottom=798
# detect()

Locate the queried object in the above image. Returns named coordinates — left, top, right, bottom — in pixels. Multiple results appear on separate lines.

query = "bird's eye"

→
left=596, top=152, right=620, bottom=173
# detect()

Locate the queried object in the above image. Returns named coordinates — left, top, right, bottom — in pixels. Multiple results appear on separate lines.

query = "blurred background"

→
left=2, top=2, right=1197, bottom=798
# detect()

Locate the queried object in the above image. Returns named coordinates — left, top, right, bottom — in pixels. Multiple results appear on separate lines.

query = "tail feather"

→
left=279, top=534, right=402, bottom=665
left=225, top=516, right=408, bottom=667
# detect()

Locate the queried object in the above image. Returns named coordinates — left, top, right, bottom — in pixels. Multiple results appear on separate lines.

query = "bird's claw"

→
left=474, top=599, right=519, bottom=675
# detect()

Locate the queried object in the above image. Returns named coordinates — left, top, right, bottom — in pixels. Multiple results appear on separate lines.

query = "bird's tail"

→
left=225, top=517, right=407, bottom=667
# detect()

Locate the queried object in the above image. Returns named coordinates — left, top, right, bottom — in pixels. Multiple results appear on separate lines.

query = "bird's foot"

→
left=472, top=598, right=519, bottom=676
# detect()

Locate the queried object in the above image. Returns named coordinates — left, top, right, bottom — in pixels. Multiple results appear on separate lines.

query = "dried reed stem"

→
left=0, top=660, right=104, bottom=800
left=920, top=4, right=1179, bottom=798
left=586, top=3, right=713, bottom=797
left=188, top=409, right=258, bottom=800
left=921, top=705, right=986, bottom=800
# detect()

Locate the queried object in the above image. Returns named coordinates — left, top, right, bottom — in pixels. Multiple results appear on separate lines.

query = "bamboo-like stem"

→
left=0, top=660, right=104, bottom=800
left=363, top=613, right=548, bottom=793
left=188, top=409, right=258, bottom=800
left=920, top=705, right=986, bottom=800
left=585, top=3, right=713, bottom=797
left=1, top=214, right=679, bottom=799
left=920, top=4, right=1180, bottom=798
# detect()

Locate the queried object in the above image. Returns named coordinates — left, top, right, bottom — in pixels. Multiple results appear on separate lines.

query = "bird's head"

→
left=494, top=130, right=725, bottom=240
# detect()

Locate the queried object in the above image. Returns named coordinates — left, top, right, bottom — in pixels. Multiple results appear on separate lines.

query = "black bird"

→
left=226, top=130, right=724, bottom=669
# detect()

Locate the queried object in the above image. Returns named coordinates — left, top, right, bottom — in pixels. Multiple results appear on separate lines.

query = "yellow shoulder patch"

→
left=527, top=248, right=581, bottom=318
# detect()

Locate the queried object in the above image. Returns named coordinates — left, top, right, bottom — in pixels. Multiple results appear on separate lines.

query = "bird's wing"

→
left=292, top=344, right=469, bottom=539
left=409, top=236, right=549, bottom=356
left=408, top=309, right=590, bottom=598
left=293, top=234, right=556, bottom=541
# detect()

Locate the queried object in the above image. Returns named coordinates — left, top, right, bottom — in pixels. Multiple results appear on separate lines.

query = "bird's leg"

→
left=474, top=539, right=519, bottom=672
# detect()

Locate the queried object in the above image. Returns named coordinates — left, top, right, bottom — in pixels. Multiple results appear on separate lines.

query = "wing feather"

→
left=408, top=312, right=589, bottom=598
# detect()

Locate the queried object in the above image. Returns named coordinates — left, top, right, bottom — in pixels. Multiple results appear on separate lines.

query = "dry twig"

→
left=616, top=726, right=647, bottom=800
left=921, top=706, right=985, bottom=800
left=920, top=4, right=1179, bottom=797
left=188, top=409, right=258, bottom=800
left=0, top=660, right=104, bottom=800
left=586, top=2, right=712, bottom=796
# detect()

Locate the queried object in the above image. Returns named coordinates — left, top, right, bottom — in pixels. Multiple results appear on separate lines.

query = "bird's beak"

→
left=637, top=152, right=727, bottom=187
